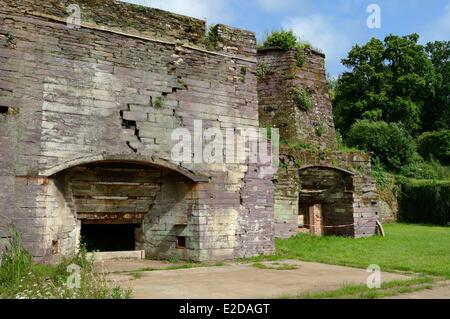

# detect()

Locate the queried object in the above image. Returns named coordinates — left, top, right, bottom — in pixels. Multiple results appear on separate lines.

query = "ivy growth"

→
left=178, top=79, right=188, bottom=90
left=256, top=62, right=268, bottom=80
left=5, top=32, right=15, bottom=47
left=154, top=96, right=164, bottom=109
left=291, top=87, right=312, bottom=112
left=239, top=66, right=248, bottom=82
left=315, top=124, right=325, bottom=137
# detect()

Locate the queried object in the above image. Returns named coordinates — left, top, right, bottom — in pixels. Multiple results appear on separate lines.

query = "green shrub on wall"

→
left=291, top=87, right=312, bottom=111
left=263, top=30, right=298, bottom=50
left=261, top=30, right=311, bottom=67
left=398, top=179, right=450, bottom=225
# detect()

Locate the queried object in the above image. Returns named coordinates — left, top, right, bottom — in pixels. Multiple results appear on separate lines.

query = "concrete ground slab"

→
left=106, top=260, right=410, bottom=299
left=94, top=259, right=175, bottom=274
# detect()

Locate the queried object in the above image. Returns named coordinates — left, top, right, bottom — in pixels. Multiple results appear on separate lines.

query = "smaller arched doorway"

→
left=298, top=166, right=355, bottom=237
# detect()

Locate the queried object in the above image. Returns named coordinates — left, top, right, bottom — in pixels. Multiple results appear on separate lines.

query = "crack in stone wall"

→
left=0, top=2, right=273, bottom=262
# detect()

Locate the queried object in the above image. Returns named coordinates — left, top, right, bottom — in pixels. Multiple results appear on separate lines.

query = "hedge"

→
left=398, top=178, right=450, bottom=225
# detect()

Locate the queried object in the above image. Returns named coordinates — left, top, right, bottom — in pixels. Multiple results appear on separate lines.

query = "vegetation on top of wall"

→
left=291, top=87, right=312, bottom=112
left=372, top=157, right=450, bottom=226
left=203, top=25, right=219, bottom=51
left=335, top=132, right=362, bottom=154
left=280, top=140, right=316, bottom=151
left=260, top=30, right=311, bottom=67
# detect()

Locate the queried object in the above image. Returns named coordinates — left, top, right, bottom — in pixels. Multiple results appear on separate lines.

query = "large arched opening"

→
left=45, top=155, right=207, bottom=259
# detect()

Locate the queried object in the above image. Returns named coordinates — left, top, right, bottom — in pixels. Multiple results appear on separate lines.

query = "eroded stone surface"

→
left=0, top=1, right=272, bottom=262
left=0, top=0, right=382, bottom=263
left=257, top=48, right=381, bottom=238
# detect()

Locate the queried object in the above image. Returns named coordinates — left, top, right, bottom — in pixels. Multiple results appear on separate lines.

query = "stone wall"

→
left=0, top=0, right=274, bottom=262
left=258, top=48, right=337, bottom=150
left=213, top=24, right=258, bottom=59
left=257, top=47, right=379, bottom=239
left=273, top=149, right=380, bottom=239
left=298, top=167, right=355, bottom=237
left=3, top=0, right=206, bottom=45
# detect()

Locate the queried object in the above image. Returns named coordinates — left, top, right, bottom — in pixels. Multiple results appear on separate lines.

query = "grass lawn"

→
left=254, top=223, right=450, bottom=279
left=281, top=277, right=436, bottom=299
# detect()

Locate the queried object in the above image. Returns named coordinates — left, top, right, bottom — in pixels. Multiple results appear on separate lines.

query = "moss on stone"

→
left=239, top=66, right=248, bottom=82
left=154, top=97, right=164, bottom=109
left=256, top=62, right=268, bottom=80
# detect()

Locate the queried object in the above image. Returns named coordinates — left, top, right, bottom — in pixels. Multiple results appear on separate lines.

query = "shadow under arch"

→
left=40, top=154, right=209, bottom=183
left=299, top=165, right=355, bottom=176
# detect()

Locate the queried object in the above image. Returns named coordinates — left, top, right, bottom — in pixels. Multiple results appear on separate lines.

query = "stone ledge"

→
left=87, top=250, right=145, bottom=261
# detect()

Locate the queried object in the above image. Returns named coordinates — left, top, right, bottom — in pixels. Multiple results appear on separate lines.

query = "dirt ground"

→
left=97, top=259, right=411, bottom=299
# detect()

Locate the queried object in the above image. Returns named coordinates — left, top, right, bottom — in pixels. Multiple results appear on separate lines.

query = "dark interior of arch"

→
left=298, top=167, right=355, bottom=237
left=54, top=161, right=194, bottom=253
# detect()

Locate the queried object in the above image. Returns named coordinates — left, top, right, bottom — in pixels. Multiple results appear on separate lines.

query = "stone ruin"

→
left=0, top=0, right=381, bottom=263
left=258, top=48, right=382, bottom=239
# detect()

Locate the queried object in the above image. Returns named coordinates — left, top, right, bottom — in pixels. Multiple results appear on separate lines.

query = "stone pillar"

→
left=309, top=204, right=323, bottom=236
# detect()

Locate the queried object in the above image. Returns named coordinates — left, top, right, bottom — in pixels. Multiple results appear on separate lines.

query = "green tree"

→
left=333, top=34, right=437, bottom=136
left=346, top=120, right=416, bottom=172
left=423, top=41, right=450, bottom=131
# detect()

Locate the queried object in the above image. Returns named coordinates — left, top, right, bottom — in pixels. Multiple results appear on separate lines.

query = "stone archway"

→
left=40, top=154, right=209, bottom=182
left=298, top=166, right=355, bottom=237
left=45, top=155, right=205, bottom=260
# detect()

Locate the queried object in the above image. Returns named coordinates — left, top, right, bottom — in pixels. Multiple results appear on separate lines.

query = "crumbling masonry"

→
left=0, top=0, right=380, bottom=263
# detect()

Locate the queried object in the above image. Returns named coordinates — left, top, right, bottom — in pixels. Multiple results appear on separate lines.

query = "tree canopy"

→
left=333, top=34, right=446, bottom=137
left=333, top=35, right=450, bottom=172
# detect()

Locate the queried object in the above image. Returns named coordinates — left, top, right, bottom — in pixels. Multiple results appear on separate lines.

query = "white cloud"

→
left=256, top=0, right=296, bottom=12
left=422, top=4, right=450, bottom=42
left=282, top=14, right=351, bottom=63
left=121, top=0, right=234, bottom=24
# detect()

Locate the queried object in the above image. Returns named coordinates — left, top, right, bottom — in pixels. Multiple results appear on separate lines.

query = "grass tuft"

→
left=252, top=262, right=299, bottom=271
left=281, top=277, right=436, bottom=299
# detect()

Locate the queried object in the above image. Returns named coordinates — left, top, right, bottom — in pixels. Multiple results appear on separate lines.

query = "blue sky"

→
left=123, top=0, right=450, bottom=77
